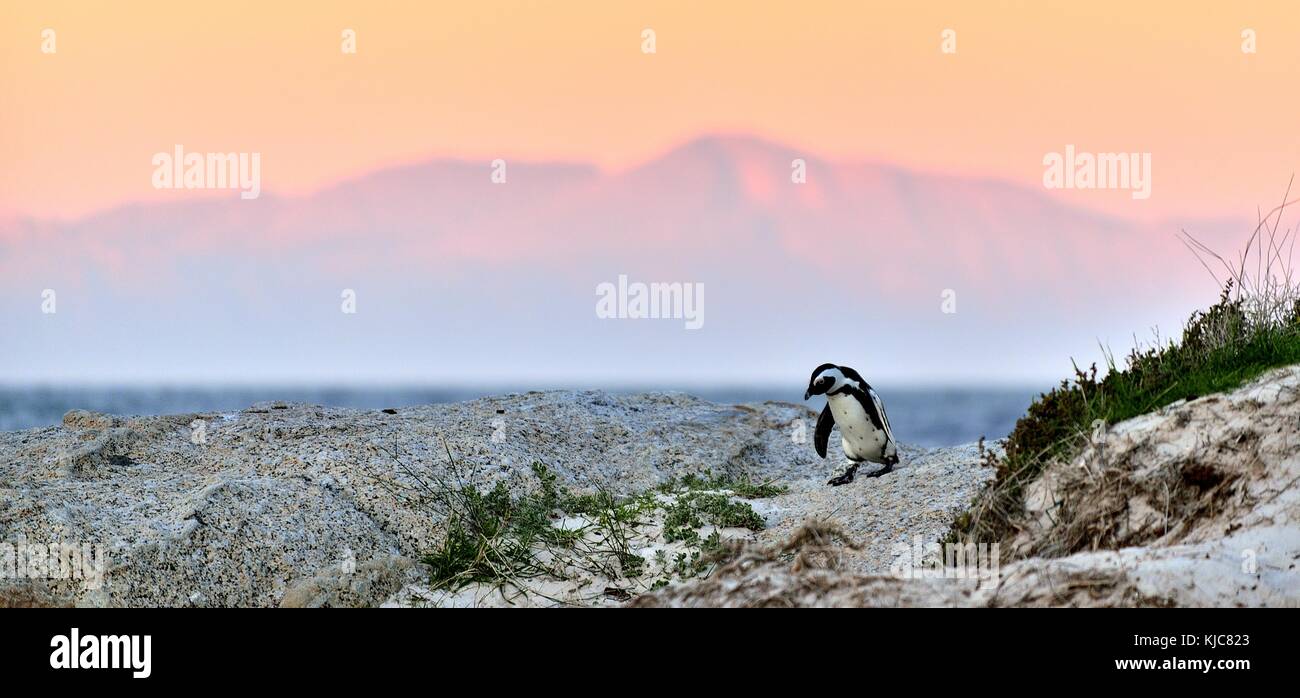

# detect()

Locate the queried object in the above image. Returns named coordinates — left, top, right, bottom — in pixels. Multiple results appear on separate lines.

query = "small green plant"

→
left=664, top=492, right=765, bottom=541
left=656, top=470, right=788, bottom=499
left=657, top=471, right=772, bottom=544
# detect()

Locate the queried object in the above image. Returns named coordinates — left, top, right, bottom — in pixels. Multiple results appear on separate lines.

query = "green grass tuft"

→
left=421, top=463, right=663, bottom=592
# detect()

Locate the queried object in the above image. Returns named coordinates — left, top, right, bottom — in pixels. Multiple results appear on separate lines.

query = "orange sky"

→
left=3, top=1, right=1299, bottom=221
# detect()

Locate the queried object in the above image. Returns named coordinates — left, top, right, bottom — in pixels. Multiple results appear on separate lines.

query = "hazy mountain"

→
left=0, top=135, right=1245, bottom=384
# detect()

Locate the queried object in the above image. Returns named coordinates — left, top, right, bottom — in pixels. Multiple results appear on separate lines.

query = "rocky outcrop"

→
left=0, top=392, right=992, bottom=607
left=13, top=366, right=1286, bottom=608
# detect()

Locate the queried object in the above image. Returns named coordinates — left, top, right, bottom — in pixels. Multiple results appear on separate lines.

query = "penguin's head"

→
left=804, top=363, right=842, bottom=400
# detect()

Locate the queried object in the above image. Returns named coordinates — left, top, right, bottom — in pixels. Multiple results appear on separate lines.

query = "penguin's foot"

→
left=827, top=464, right=859, bottom=486
left=864, top=462, right=894, bottom=478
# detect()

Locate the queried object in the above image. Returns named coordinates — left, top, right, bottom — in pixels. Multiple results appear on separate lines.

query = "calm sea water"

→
left=0, top=385, right=1042, bottom=447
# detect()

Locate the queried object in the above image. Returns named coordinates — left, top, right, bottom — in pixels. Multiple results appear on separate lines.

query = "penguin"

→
left=803, top=363, right=899, bottom=485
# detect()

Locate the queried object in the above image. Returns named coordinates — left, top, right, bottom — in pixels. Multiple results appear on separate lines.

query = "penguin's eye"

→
left=817, top=377, right=827, bottom=385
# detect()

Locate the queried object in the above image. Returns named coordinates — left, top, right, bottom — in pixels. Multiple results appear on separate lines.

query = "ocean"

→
left=0, top=385, right=1041, bottom=447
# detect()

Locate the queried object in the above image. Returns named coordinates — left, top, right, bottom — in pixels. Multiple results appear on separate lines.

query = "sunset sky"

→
left=4, top=2, right=1300, bottom=387
left=3, top=1, right=1299, bottom=222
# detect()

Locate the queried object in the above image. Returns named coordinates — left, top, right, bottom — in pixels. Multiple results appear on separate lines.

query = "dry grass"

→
left=1027, top=447, right=1248, bottom=558
left=1179, top=178, right=1300, bottom=334
left=696, top=519, right=858, bottom=578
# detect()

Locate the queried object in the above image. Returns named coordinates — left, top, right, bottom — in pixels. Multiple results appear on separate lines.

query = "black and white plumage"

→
left=803, top=363, right=899, bottom=486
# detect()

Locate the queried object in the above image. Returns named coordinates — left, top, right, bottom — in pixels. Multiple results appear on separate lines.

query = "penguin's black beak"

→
left=803, top=389, right=811, bottom=400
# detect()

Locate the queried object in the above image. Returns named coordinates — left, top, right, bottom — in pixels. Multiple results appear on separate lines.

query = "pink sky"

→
left=3, top=1, right=1299, bottom=223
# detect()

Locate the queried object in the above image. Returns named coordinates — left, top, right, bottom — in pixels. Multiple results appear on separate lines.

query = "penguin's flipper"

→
left=814, top=403, right=834, bottom=458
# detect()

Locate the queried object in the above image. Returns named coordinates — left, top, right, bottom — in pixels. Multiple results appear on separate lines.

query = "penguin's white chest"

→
left=826, top=393, right=887, bottom=462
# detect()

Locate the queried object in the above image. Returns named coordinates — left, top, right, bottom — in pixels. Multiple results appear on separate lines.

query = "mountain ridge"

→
left=0, top=134, right=1247, bottom=383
